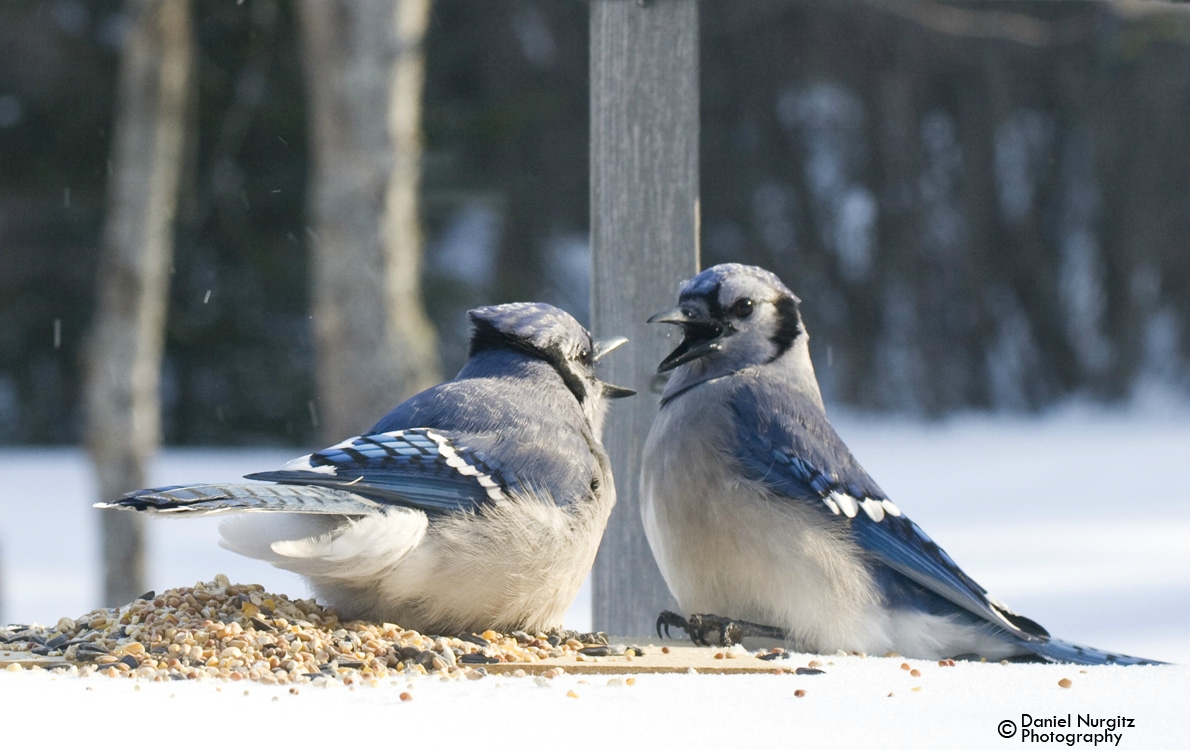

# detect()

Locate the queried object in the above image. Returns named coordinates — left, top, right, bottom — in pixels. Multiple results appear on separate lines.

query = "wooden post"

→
left=590, top=0, right=699, bottom=637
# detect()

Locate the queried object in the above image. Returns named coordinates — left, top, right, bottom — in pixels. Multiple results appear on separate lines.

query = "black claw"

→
left=687, top=614, right=715, bottom=646
left=656, top=610, right=690, bottom=640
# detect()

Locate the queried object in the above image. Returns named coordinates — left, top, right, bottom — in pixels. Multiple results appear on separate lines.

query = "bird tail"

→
left=95, top=483, right=388, bottom=516
left=1024, top=637, right=1166, bottom=666
left=98, top=483, right=429, bottom=580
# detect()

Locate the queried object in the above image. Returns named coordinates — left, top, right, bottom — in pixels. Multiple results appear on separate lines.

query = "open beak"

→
left=645, top=307, right=690, bottom=326
left=592, top=336, right=636, bottom=398
left=648, top=305, right=728, bottom=374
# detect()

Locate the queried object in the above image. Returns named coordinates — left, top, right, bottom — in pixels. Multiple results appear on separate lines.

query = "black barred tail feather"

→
left=96, top=483, right=389, bottom=516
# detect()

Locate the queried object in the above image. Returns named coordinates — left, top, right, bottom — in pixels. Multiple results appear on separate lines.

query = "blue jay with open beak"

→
left=99, top=302, right=633, bottom=635
left=641, top=263, right=1161, bottom=665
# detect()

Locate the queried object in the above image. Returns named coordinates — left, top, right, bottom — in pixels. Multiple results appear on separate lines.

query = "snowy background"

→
left=3, top=398, right=1187, bottom=665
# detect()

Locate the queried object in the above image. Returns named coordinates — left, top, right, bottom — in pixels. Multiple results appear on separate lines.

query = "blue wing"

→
left=729, top=386, right=1050, bottom=642
left=246, top=428, right=516, bottom=515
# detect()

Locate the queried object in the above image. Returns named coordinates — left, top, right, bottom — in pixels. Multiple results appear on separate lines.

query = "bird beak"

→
left=646, top=306, right=690, bottom=326
left=602, top=383, right=636, bottom=399
left=649, top=304, right=727, bottom=374
left=592, top=336, right=629, bottom=361
left=592, top=335, right=635, bottom=398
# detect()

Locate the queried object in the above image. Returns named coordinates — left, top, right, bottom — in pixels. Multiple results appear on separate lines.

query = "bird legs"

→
left=656, top=610, right=787, bottom=647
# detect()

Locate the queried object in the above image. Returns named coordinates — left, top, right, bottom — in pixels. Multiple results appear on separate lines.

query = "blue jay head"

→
left=650, top=263, right=805, bottom=375
left=468, top=302, right=634, bottom=429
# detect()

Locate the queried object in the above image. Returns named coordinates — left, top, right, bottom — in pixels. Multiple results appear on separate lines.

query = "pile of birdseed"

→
left=0, top=575, right=607, bottom=683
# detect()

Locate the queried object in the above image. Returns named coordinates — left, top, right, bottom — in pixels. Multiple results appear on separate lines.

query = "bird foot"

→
left=655, top=610, right=787, bottom=647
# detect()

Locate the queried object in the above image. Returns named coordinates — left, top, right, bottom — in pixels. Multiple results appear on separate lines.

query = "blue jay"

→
left=641, top=263, right=1160, bottom=665
left=99, top=303, right=633, bottom=635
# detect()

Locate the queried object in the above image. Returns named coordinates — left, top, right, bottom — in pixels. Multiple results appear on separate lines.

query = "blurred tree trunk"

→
left=298, top=0, right=441, bottom=442
left=84, top=0, right=193, bottom=607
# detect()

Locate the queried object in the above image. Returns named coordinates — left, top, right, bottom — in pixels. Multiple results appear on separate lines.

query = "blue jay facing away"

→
left=99, top=303, right=634, bottom=636
left=641, top=263, right=1162, bottom=665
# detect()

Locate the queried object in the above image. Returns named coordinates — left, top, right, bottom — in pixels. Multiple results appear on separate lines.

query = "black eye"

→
left=730, top=298, right=755, bottom=319
left=578, top=347, right=592, bottom=364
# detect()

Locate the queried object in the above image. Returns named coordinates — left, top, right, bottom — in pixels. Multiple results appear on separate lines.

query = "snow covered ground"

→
left=1, top=402, right=1188, bottom=746
left=1, top=657, right=1187, bottom=749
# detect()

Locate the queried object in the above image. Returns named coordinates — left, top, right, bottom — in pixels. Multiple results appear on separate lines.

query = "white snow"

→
left=1, top=403, right=1188, bottom=745
left=1, top=656, right=1186, bottom=749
